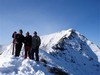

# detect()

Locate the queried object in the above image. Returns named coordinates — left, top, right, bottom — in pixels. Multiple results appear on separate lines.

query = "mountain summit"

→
left=0, top=28, right=100, bottom=75
left=41, top=28, right=100, bottom=57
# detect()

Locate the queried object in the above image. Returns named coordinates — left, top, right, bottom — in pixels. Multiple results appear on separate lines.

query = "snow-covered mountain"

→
left=41, top=28, right=100, bottom=62
left=0, top=28, right=100, bottom=75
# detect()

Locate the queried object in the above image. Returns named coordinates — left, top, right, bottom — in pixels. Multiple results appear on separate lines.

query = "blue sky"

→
left=0, top=0, right=100, bottom=46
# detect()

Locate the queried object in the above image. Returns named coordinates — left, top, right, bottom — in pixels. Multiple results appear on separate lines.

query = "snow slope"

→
left=40, top=28, right=100, bottom=75
left=0, top=28, right=100, bottom=75
left=0, top=55, right=50, bottom=75
left=0, top=44, right=10, bottom=54
left=0, top=45, right=69, bottom=75
left=41, top=28, right=100, bottom=62
left=0, top=44, right=53, bottom=75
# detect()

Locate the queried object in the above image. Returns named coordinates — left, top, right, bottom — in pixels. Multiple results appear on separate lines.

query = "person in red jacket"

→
left=24, top=32, right=32, bottom=59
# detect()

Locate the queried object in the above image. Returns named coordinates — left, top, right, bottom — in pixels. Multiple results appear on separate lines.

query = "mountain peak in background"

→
left=0, top=28, right=100, bottom=75
left=41, top=28, right=88, bottom=51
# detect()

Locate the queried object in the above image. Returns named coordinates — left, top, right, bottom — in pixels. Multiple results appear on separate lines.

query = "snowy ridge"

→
left=0, top=28, right=100, bottom=75
left=0, top=44, right=11, bottom=54
left=40, top=29, right=73, bottom=52
left=40, top=28, right=100, bottom=75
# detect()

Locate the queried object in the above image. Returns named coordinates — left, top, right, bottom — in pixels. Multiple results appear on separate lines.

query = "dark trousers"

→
left=15, top=44, right=22, bottom=57
left=24, top=46, right=31, bottom=59
left=31, top=47, right=39, bottom=61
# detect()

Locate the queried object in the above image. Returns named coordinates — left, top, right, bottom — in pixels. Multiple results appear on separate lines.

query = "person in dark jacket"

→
left=31, top=31, right=41, bottom=61
left=12, top=29, right=24, bottom=57
left=24, top=32, right=32, bottom=59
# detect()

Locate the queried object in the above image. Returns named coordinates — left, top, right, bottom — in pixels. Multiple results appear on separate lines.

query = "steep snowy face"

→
left=41, top=28, right=99, bottom=51
left=40, top=28, right=100, bottom=61
left=40, top=28, right=100, bottom=64
left=40, top=29, right=73, bottom=52
left=52, top=29, right=98, bottom=59
left=40, top=29, right=100, bottom=75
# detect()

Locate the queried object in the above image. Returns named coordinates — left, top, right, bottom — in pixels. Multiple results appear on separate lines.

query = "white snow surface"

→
left=40, top=29, right=72, bottom=52
left=0, top=28, right=100, bottom=75
left=0, top=55, right=47, bottom=75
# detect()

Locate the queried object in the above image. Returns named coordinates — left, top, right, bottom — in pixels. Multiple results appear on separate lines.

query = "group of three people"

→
left=12, top=29, right=41, bottom=61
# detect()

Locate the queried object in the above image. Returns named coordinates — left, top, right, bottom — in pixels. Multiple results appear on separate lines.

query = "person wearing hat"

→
left=31, top=31, right=41, bottom=61
left=12, top=29, right=24, bottom=57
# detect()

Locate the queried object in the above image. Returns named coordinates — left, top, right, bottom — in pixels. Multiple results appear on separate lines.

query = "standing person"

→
left=31, top=31, right=41, bottom=61
left=12, top=29, right=24, bottom=57
left=12, top=31, right=17, bottom=55
left=24, top=32, right=32, bottom=59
